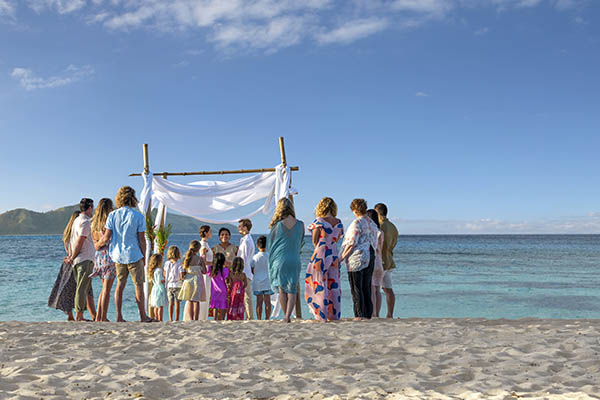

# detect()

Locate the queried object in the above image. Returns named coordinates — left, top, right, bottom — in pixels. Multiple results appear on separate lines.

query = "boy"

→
left=164, top=253, right=184, bottom=322
left=251, top=236, right=273, bottom=320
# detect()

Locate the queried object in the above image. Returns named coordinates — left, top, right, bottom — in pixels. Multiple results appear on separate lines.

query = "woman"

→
left=198, top=225, right=213, bottom=321
left=268, top=198, right=304, bottom=323
left=305, top=197, right=343, bottom=322
left=340, top=199, right=378, bottom=320
left=366, top=209, right=384, bottom=318
left=48, top=211, right=80, bottom=320
left=90, top=198, right=115, bottom=322
left=212, top=227, right=238, bottom=268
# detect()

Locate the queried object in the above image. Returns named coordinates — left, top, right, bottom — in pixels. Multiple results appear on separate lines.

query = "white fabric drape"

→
left=139, top=165, right=295, bottom=224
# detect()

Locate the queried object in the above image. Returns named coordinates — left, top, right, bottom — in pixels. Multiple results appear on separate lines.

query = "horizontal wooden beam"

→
left=129, top=166, right=299, bottom=177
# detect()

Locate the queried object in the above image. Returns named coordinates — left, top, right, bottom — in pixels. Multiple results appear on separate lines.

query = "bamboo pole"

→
left=142, top=144, right=151, bottom=315
left=279, top=136, right=287, bottom=167
left=129, top=167, right=298, bottom=177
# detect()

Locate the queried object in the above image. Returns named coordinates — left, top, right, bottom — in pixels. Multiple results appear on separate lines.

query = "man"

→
left=237, top=218, right=255, bottom=320
left=98, top=186, right=153, bottom=322
left=374, top=203, right=398, bottom=318
left=65, top=198, right=96, bottom=322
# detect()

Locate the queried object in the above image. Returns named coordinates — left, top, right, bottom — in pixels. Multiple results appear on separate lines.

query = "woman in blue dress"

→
left=268, top=198, right=304, bottom=323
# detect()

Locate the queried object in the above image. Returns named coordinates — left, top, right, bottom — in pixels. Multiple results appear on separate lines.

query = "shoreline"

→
left=1, top=318, right=599, bottom=399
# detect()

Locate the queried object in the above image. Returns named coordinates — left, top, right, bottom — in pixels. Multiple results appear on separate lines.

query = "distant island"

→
left=0, top=205, right=235, bottom=235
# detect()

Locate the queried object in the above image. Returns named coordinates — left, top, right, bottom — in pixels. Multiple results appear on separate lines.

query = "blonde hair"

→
left=91, top=198, right=114, bottom=232
left=269, top=198, right=295, bottom=228
left=166, top=245, right=181, bottom=261
left=182, top=240, right=201, bottom=271
left=115, top=186, right=138, bottom=208
left=350, top=198, right=367, bottom=215
left=315, top=197, right=337, bottom=218
left=62, top=211, right=80, bottom=244
left=147, top=253, right=163, bottom=280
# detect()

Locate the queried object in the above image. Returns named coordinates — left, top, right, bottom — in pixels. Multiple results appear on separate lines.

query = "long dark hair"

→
left=366, top=209, right=380, bottom=229
left=211, top=253, right=225, bottom=278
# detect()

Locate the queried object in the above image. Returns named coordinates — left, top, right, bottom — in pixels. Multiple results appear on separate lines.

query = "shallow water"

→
left=1, top=234, right=599, bottom=321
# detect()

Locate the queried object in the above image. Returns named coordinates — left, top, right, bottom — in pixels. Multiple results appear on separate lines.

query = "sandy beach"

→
left=0, top=318, right=599, bottom=399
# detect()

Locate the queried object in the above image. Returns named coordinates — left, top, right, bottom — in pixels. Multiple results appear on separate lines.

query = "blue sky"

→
left=0, top=0, right=599, bottom=233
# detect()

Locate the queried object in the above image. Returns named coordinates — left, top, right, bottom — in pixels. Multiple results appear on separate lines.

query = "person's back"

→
left=374, top=202, right=398, bottom=319
left=105, top=206, right=145, bottom=264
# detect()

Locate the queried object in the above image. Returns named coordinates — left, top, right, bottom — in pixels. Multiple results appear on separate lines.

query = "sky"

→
left=0, top=0, right=599, bottom=234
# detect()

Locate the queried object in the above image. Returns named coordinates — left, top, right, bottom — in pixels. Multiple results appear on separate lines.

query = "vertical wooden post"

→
left=278, top=137, right=302, bottom=319
left=142, top=144, right=151, bottom=315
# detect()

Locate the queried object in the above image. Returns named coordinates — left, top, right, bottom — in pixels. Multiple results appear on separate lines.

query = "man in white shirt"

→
left=237, top=219, right=255, bottom=320
left=65, top=198, right=96, bottom=322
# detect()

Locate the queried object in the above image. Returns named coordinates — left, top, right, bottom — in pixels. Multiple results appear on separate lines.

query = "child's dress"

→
left=227, top=278, right=245, bottom=320
left=209, top=266, right=229, bottom=310
left=150, top=268, right=167, bottom=308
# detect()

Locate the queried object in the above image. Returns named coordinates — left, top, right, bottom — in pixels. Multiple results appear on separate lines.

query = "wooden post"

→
left=279, top=137, right=302, bottom=319
left=142, top=144, right=151, bottom=315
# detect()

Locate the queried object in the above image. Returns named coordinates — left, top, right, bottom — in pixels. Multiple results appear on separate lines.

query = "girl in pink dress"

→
left=209, top=253, right=229, bottom=321
left=226, top=257, right=247, bottom=320
left=305, top=197, right=344, bottom=321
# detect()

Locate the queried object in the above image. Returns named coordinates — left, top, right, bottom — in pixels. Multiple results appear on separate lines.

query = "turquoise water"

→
left=0, top=234, right=599, bottom=321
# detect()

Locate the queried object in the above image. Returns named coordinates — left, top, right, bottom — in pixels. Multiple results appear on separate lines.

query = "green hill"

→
left=0, top=205, right=234, bottom=235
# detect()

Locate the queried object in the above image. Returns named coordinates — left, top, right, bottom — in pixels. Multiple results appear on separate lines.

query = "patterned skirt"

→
left=90, top=248, right=116, bottom=280
left=48, top=262, right=76, bottom=314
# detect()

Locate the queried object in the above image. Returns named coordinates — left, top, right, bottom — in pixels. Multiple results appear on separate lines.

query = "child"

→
left=179, top=240, right=206, bottom=321
left=164, top=246, right=184, bottom=322
left=226, top=257, right=247, bottom=320
left=199, top=225, right=213, bottom=321
left=148, top=253, right=167, bottom=321
left=209, top=252, right=229, bottom=321
left=251, top=236, right=273, bottom=320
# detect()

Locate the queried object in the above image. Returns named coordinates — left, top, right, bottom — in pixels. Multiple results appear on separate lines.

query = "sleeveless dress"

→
left=305, top=218, right=344, bottom=321
left=149, top=268, right=167, bottom=308
left=209, top=266, right=229, bottom=310
left=268, top=220, right=304, bottom=294
left=227, top=279, right=245, bottom=320
left=199, top=240, right=213, bottom=320
left=371, top=230, right=385, bottom=287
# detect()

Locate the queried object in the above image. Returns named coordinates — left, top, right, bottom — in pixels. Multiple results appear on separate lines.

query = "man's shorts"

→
left=382, top=269, right=394, bottom=289
left=115, top=259, right=145, bottom=286
left=253, top=289, right=274, bottom=296
left=168, top=287, right=182, bottom=303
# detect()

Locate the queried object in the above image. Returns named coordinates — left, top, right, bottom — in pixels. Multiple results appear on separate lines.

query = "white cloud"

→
left=3, top=0, right=589, bottom=53
left=391, top=213, right=600, bottom=234
left=416, top=91, right=430, bottom=97
left=316, top=18, right=388, bottom=44
left=474, top=26, right=490, bottom=35
left=0, top=0, right=15, bottom=17
left=11, top=64, right=94, bottom=90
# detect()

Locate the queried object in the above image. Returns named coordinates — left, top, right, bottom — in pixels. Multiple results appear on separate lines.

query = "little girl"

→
left=226, top=256, right=247, bottom=321
left=209, top=252, right=229, bottom=321
left=164, top=246, right=184, bottom=322
left=148, top=253, right=167, bottom=321
left=180, top=240, right=207, bottom=321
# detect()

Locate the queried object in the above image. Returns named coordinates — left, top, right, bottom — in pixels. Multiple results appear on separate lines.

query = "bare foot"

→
left=116, top=318, right=127, bottom=322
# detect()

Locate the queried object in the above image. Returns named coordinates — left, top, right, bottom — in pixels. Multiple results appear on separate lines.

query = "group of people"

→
left=48, top=185, right=398, bottom=323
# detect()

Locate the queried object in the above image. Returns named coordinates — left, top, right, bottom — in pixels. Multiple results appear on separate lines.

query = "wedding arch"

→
left=129, top=137, right=302, bottom=317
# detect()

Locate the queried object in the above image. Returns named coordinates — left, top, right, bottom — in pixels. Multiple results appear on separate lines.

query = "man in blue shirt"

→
left=98, top=186, right=154, bottom=322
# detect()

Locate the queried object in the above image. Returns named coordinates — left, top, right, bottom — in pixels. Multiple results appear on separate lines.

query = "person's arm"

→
left=97, top=229, right=113, bottom=249
left=66, top=236, right=86, bottom=264
left=199, top=257, right=207, bottom=275
left=137, top=232, right=146, bottom=260
left=312, top=227, right=322, bottom=247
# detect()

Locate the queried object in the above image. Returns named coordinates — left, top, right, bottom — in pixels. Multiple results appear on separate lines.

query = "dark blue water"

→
left=1, top=234, right=599, bottom=321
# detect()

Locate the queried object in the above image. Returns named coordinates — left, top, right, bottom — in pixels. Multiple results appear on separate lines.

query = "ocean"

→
left=0, top=234, right=599, bottom=321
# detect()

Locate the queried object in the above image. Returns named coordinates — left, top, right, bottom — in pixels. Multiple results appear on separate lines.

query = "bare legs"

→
left=215, top=309, right=226, bottom=320
left=152, top=306, right=164, bottom=321
left=371, top=285, right=382, bottom=318
left=95, top=278, right=114, bottom=322
left=255, top=294, right=272, bottom=320
left=169, top=300, right=181, bottom=322
left=383, top=287, right=395, bottom=318
left=278, top=288, right=296, bottom=323
left=86, top=292, right=96, bottom=321
left=185, top=301, right=200, bottom=320
left=115, top=279, right=148, bottom=322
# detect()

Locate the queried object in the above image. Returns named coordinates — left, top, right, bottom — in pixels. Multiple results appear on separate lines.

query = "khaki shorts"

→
left=116, top=259, right=145, bottom=286
left=382, top=269, right=394, bottom=289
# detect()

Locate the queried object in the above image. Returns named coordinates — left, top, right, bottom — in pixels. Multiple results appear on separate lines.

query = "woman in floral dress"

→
left=305, top=197, right=344, bottom=321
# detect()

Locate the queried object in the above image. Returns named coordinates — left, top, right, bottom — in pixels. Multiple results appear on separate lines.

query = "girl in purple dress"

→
left=209, top=253, right=229, bottom=321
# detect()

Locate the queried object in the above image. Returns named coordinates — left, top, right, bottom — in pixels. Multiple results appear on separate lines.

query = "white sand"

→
left=1, top=318, right=599, bottom=399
